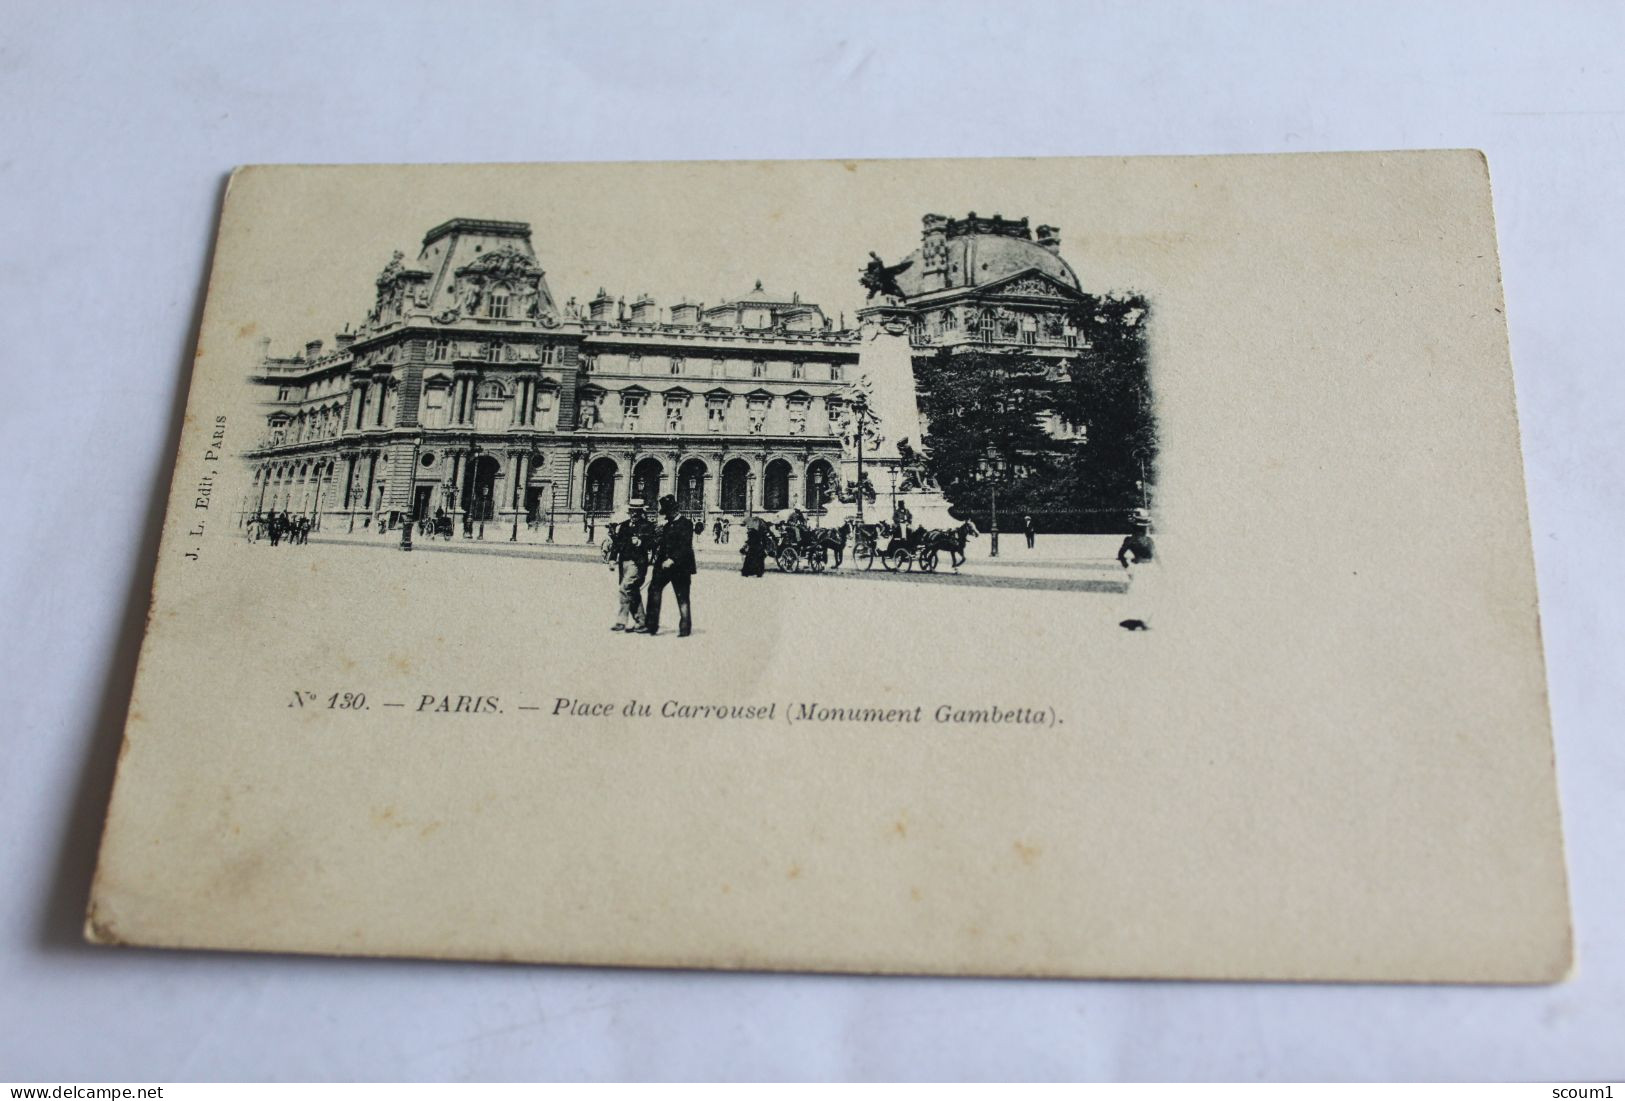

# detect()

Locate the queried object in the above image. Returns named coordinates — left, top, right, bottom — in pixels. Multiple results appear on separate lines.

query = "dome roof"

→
left=892, top=214, right=1081, bottom=299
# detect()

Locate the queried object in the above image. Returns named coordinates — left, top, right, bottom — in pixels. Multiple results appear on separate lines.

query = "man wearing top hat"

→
left=641, top=494, right=696, bottom=637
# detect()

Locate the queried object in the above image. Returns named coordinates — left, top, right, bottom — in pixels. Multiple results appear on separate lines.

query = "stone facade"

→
left=243, top=218, right=857, bottom=531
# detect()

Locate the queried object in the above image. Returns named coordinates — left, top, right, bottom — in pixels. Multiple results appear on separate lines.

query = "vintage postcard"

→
left=86, top=152, right=1571, bottom=982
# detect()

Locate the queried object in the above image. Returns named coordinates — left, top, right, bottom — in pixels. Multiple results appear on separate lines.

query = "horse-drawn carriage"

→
left=416, top=510, right=455, bottom=540
left=751, top=509, right=850, bottom=573
left=783, top=500, right=980, bottom=574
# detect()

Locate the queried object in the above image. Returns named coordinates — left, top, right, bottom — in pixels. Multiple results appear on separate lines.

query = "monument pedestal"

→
left=844, top=304, right=957, bottom=527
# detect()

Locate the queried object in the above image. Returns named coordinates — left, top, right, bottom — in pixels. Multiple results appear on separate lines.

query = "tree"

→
left=1055, top=293, right=1156, bottom=521
left=914, top=347, right=1063, bottom=519
left=913, top=292, right=1156, bottom=531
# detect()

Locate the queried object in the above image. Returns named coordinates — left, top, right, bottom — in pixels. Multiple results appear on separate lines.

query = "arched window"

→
left=488, top=290, right=510, bottom=319
left=677, top=459, right=708, bottom=515
left=721, top=459, right=750, bottom=512
left=805, top=459, right=836, bottom=512
left=583, top=458, right=618, bottom=515
left=763, top=459, right=792, bottom=512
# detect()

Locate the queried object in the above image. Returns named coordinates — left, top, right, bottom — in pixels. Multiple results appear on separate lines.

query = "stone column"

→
left=702, top=453, right=722, bottom=516
left=569, top=450, right=586, bottom=512
left=350, top=379, right=369, bottom=430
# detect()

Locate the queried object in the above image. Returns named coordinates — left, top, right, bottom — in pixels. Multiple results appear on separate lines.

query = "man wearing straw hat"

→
left=608, top=498, right=653, bottom=633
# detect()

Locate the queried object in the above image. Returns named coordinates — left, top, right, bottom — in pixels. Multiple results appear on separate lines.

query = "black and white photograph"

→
left=234, top=202, right=1159, bottom=642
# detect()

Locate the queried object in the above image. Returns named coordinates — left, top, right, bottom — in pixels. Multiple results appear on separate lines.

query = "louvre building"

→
left=242, top=212, right=1090, bottom=531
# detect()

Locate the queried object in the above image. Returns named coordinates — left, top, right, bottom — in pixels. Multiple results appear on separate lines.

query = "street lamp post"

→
left=510, top=462, right=521, bottom=543
left=981, top=448, right=1007, bottom=558
left=990, top=479, right=999, bottom=557
left=851, top=394, right=870, bottom=526
left=547, top=486, right=556, bottom=543
left=478, top=486, right=489, bottom=540
left=747, top=472, right=757, bottom=517
left=462, top=439, right=479, bottom=539
left=400, top=441, right=420, bottom=552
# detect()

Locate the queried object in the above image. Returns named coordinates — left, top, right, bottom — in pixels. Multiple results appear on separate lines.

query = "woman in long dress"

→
left=740, top=517, right=769, bottom=577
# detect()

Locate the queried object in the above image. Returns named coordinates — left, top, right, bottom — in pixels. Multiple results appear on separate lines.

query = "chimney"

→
left=629, top=293, right=656, bottom=324
left=588, top=288, right=614, bottom=322
left=1036, top=224, right=1062, bottom=253
left=669, top=301, right=699, bottom=327
left=920, top=213, right=950, bottom=291
left=334, top=331, right=356, bottom=351
left=304, top=339, right=324, bottom=361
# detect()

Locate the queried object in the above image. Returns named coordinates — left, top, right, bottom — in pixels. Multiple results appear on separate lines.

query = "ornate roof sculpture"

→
left=892, top=212, right=1082, bottom=300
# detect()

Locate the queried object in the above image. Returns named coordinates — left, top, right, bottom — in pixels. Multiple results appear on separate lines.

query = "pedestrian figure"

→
left=740, top=516, right=768, bottom=577
left=1118, top=508, right=1157, bottom=631
left=1024, top=514, right=1036, bottom=550
left=267, top=511, right=282, bottom=546
left=643, top=494, right=696, bottom=637
left=608, top=499, right=653, bottom=632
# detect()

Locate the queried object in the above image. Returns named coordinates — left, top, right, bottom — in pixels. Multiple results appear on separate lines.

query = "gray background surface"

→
left=1, top=0, right=1619, bottom=1081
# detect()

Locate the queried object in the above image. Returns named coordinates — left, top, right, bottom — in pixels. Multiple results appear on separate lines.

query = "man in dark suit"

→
left=642, top=494, right=696, bottom=637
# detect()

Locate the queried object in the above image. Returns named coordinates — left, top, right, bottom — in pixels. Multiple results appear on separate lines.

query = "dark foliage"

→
left=914, top=292, right=1155, bottom=532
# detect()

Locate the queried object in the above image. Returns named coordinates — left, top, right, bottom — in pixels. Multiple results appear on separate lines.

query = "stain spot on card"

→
left=85, top=903, right=123, bottom=945
left=787, top=864, right=801, bottom=880
left=1013, top=841, right=1042, bottom=866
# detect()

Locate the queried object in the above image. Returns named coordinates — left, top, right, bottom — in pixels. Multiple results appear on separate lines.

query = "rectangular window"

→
left=788, top=402, right=809, bottom=435
left=748, top=399, right=769, bottom=434
left=830, top=364, right=843, bottom=382
left=485, top=342, right=501, bottom=363
left=707, top=398, right=727, bottom=432
left=433, top=337, right=450, bottom=361
left=791, top=361, right=804, bottom=380
left=670, top=356, right=684, bottom=375
left=665, top=400, right=685, bottom=433
left=751, top=359, right=765, bottom=379
left=621, top=394, right=644, bottom=431
left=488, top=292, right=510, bottom=319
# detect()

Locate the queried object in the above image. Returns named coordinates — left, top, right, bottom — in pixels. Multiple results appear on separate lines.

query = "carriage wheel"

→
left=881, top=547, right=905, bottom=572
left=809, top=547, right=826, bottom=573
left=856, top=540, right=876, bottom=570
left=776, top=547, right=800, bottom=573
left=921, top=548, right=939, bottom=573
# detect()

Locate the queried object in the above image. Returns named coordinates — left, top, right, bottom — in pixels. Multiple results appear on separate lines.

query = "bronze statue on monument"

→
left=860, top=252, right=912, bottom=301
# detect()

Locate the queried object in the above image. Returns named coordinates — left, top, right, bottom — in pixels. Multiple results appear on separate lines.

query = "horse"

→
left=805, top=523, right=849, bottom=568
left=919, top=520, right=981, bottom=571
left=844, top=517, right=895, bottom=565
